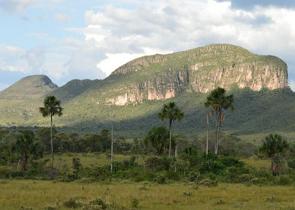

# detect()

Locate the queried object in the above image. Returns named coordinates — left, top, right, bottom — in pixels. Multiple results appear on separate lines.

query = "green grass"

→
left=48, top=153, right=145, bottom=170
left=54, top=153, right=127, bottom=167
left=242, top=157, right=270, bottom=170
left=1, top=180, right=295, bottom=210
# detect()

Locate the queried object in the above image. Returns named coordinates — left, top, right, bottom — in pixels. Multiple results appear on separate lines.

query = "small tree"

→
left=72, top=157, right=81, bottom=179
left=205, top=87, right=233, bottom=155
left=260, top=134, right=289, bottom=176
left=39, top=96, right=63, bottom=168
left=144, top=126, right=170, bottom=155
left=14, top=130, right=41, bottom=171
left=159, top=102, right=184, bottom=157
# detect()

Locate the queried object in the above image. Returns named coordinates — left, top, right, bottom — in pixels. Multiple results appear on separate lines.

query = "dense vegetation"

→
left=1, top=87, right=295, bottom=209
left=1, top=89, right=295, bottom=187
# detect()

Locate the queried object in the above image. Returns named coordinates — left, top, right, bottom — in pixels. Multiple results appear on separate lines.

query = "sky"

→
left=0, top=0, right=295, bottom=90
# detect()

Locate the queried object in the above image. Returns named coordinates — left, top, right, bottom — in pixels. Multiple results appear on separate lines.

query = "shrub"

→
left=198, top=178, right=218, bottom=187
left=0, top=166, right=12, bottom=178
left=165, top=171, right=180, bottom=181
left=154, top=175, right=167, bottom=184
left=273, top=175, right=292, bottom=185
left=63, top=198, right=83, bottom=209
left=199, top=158, right=225, bottom=174
left=145, top=156, right=171, bottom=171
left=87, top=166, right=111, bottom=181
left=130, top=198, right=139, bottom=209
left=288, top=159, right=295, bottom=169
left=188, top=171, right=200, bottom=182
left=219, top=157, right=244, bottom=168
left=89, top=198, right=107, bottom=209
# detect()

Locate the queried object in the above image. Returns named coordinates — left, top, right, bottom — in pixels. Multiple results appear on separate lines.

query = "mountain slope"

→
left=0, top=75, right=57, bottom=124
left=50, top=79, right=101, bottom=102
left=0, top=44, right=292, bottom=139
left=0, top=75, right=57, bottom=99
left=74, top=44, right=287, bottom=106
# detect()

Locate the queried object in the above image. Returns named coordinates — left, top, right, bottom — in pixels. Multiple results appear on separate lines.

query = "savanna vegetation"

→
left=1, top=88, right=295, bottom=209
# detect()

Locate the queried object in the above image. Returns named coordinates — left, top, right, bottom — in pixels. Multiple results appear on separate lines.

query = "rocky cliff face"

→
left=105, top=44, right=288, bottom=106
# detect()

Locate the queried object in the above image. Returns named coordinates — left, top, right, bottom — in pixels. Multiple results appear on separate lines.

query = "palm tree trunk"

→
left=174, top=144, right=178, bottom=172
left=50, top=114, right=54, bottom=168
left=206, top=113, right=209, bottom=155
left=214, top=113, right=219, bottom=155
left=216, top=121, right=220, bottom=155
left=110, top=123, right=114, bottom=174
left=168, top=120, right=172, bottom=158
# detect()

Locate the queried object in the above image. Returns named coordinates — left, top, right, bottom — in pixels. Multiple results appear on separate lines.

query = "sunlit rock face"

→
left=105, top=44, right=288, bottom=105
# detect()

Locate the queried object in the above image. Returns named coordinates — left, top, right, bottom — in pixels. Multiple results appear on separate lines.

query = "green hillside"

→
left=0, top=44, right=292, bottom=140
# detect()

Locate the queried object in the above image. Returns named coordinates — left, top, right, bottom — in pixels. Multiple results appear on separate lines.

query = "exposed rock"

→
left=105, top=44, right=288, bottom=105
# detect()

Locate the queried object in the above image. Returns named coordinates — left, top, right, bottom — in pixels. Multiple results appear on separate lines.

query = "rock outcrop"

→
left=105, top=44, right=288, bottom=105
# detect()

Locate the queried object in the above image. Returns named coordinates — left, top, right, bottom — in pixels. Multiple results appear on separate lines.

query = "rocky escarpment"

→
left=104, top=44, right=288, bottom=106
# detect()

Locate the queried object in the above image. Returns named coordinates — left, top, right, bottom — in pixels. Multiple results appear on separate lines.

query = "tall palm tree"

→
left=205, top=87, right=233, bottom=155
left=39, top=96, right=63, bottom=168
left=159, top=102, right=184, bottom=158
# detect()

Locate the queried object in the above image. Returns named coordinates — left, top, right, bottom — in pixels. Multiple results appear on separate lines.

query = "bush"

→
left=199, top=158, right=225, bottom=174
left=273, top=175, right=292, bottom=185
left=86, top=166, right=111, bottom=181
left=63, top=198, right=83, bottom=209
left=198, top=178, right=218, bottom=187
left=154, top=175, right=167, bottom=184
left=165, top=171, right=180, bottom=181
left=89, top=198, right=107, bottom=209
left=219, top=157, right=244, bottom=168
left=288, top=159, right=295, bottom=169
left=188, top=171, right=200, bottom=182
left=145, top=157, right=171, bottom=171
left=0, top=166, right=12, bottom=178
left=130, top=198, right=139, bottom=209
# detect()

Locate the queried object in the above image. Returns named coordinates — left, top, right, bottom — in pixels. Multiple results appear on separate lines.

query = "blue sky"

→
left=0, top=0, right=295, bottom=90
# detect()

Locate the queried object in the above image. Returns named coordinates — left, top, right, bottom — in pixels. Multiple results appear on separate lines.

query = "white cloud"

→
left=2, top=0, right=295, bottom=86
left=97, top=48, right=171, bottom=76
left=0, top=38, right=106, bottom=83
left=0, top=0, right=64, bottom=13
left=0, top=44, right=29, bottom=72
left=83, top=0, right=295, bottom=79
left=0, top=0, right=36, bottom=12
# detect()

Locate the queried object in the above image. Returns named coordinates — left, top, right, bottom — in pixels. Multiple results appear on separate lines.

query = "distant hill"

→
left=50, top=79, right=101, bottom=102
left=0, top=44, right=293, bottom=139
left=0, top=75, right=57, bottom=99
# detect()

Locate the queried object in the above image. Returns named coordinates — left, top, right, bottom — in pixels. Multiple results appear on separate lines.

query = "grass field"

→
left=0, top=180, right=295, bottom=210
left=51, top=153, right=270, bottom=171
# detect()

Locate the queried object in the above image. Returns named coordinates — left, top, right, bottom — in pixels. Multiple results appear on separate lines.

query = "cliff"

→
left=103, top=44, right=287, bottom=106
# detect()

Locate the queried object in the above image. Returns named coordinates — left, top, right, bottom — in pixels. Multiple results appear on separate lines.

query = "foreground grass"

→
left=1, top=180, right=295, bottom=210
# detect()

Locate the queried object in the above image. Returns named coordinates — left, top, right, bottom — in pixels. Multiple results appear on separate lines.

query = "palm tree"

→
left=159, top=102, right=184, bottom=158
left=260, top=134, right=289, bottom=176
left=205, top=87, right=233, bottom=155
left=39, top=96, right=63, bottom=168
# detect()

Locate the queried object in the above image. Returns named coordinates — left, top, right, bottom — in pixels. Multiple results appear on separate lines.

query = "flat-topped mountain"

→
left=0, top=44, right=293, bottom=137
left=102, top=44, right=287, bottom=105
